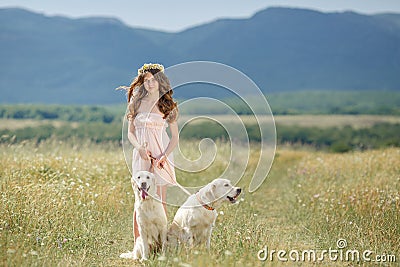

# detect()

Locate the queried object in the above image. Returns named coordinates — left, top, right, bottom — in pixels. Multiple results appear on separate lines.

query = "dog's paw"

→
left=119, top=251, right=135, bottom=259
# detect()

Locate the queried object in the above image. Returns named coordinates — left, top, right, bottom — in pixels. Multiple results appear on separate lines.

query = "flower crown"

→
left=137, top=63, right=164, bottom=75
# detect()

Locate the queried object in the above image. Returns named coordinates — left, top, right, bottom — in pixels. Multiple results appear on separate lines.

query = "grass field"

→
left=180, top=114, right=400, bottom=128
left=0, top=119, right=79, bottom=130
left=1, top=140, right=398, bottom=266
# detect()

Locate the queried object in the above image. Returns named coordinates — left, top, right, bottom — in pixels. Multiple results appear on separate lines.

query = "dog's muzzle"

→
left=138, top=182, right=150, bottom=200
left=227, top=188, right=241, bottom=204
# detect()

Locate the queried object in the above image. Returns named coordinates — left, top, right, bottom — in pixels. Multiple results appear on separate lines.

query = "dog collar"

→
left=195, top=192, right=215, bottom=211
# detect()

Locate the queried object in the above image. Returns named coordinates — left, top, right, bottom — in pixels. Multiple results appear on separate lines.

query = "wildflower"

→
left=30, top=250, right=38, bottom=256
left=225, top=250, right=233, bottom=256
left=158, top=255, right=167, bottom=261
left=7, top=249, right=16, bottom=254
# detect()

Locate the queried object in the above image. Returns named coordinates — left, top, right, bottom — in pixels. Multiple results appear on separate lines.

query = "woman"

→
left=125, top=63, right=179, bottom=241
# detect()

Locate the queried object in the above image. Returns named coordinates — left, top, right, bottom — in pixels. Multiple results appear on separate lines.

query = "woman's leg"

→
left=133, top=210, right=139, bottom=242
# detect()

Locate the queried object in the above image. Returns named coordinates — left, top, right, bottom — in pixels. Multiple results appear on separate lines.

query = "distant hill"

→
left=1, top=7, right=400, bottom=104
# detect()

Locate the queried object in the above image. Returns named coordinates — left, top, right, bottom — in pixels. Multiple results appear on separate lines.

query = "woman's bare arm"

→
left=163, top=120, right=179, bottom=157
left=128, top=119, right=141, bottom=149
left=156, top=120, right=178, bottom=168
left=128, top=119, right=149, bottom=160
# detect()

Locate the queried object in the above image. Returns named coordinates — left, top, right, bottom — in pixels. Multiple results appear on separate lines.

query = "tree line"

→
left=1, top=121, right=398, bottom=153
left=0, top=105, right=117, bottom=123
left=1, top=89, right=399, bottom=123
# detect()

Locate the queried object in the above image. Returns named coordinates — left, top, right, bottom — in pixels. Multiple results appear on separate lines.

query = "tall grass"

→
left=286, top=149, right=400, bottom=253
left=1, top=140, right=399, bottom=266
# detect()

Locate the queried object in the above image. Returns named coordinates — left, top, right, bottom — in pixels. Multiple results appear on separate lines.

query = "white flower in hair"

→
left=137, top=63, right=164, bottom=75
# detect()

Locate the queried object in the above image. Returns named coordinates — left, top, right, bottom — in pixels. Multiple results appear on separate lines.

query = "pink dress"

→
left=132, top=112, right=176, bottom=186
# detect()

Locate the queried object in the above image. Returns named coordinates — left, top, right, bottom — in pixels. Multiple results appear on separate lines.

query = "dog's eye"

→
left=146, top=176, right=150, bottom=179
left=224, top=184, right=229, bottom=187
left=137, top=176, right=140, bottom=179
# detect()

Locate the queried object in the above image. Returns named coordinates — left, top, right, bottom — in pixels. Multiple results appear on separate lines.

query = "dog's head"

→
left=202, top=178, right=242, bottom=206
left=131, top=171, right=157, bottom=200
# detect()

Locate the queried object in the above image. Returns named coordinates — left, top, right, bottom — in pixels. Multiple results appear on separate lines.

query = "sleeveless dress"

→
left=132, top=112, right=176, bottom=186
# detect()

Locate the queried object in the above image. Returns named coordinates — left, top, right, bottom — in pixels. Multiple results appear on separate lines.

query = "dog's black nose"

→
left=141, top=182, right=147, bottom=188
left=237, top=188, right=242, bottom=194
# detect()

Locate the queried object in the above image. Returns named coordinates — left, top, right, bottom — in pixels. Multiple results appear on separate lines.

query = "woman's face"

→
left=143, top=72, right=159, bottom=95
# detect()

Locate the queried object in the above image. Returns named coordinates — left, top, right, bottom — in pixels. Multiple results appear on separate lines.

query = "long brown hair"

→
left=126, top=69, right=177, bottom=122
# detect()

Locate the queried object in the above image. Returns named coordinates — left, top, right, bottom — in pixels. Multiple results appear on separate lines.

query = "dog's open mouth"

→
left=227, top=191, right=241, bottom=204
left=138, top=186, right=150, bottom=200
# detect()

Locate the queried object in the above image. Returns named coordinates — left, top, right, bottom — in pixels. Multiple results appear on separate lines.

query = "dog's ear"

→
left=205, top=183, right=217, bottom=201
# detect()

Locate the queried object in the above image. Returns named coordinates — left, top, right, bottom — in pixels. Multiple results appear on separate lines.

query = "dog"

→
left=120, top=170, right=167, bottom=261
left=167, top=178, right=241, bottom=249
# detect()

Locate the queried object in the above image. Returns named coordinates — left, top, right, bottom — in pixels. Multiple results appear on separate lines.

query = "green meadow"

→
left=1, top=96, right=399, bottom=266
left=1, top=140, right=399, bottom=266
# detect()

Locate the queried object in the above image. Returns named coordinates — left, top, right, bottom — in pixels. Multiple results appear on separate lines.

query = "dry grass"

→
left=0, top=119, right=79, bottom=130
left=273, top=115, right=400, bottom=128
left=1, top=140, right=399, bottom=266
left=179, top=115, right=400, bottom=128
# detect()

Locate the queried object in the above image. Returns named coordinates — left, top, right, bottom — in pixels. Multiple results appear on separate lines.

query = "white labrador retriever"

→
left=167, top=178, right=241, bottom=248
left=120, top=170, right=167, bottom=261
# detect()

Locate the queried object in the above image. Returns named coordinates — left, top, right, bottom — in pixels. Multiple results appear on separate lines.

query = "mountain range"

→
left=1, top=7, right=400, bottom=104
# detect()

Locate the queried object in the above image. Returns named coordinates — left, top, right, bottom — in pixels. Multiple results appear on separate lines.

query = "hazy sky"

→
left=1, top=0, right=400, bottom=32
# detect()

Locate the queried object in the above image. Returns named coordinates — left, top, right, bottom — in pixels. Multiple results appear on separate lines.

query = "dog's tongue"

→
left=141, top=189, right=148, bottom=199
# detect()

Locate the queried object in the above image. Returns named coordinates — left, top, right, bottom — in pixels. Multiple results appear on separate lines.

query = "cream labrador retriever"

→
left=167, top=178, right=241, bottom=249
left=120, top=170, right=167, bottom=261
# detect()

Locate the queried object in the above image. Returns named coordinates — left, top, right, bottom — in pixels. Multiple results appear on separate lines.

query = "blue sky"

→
left=1, top=0, right=400, bottom=32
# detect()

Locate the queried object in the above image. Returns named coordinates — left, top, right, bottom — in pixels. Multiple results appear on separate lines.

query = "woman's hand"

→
left=138, top=146, right=150, bottom=160
left=156, top=154, right=167, bottom=169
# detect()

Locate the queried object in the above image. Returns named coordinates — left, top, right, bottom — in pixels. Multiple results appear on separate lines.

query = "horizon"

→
left=1, top=0, right=400, bottom=32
